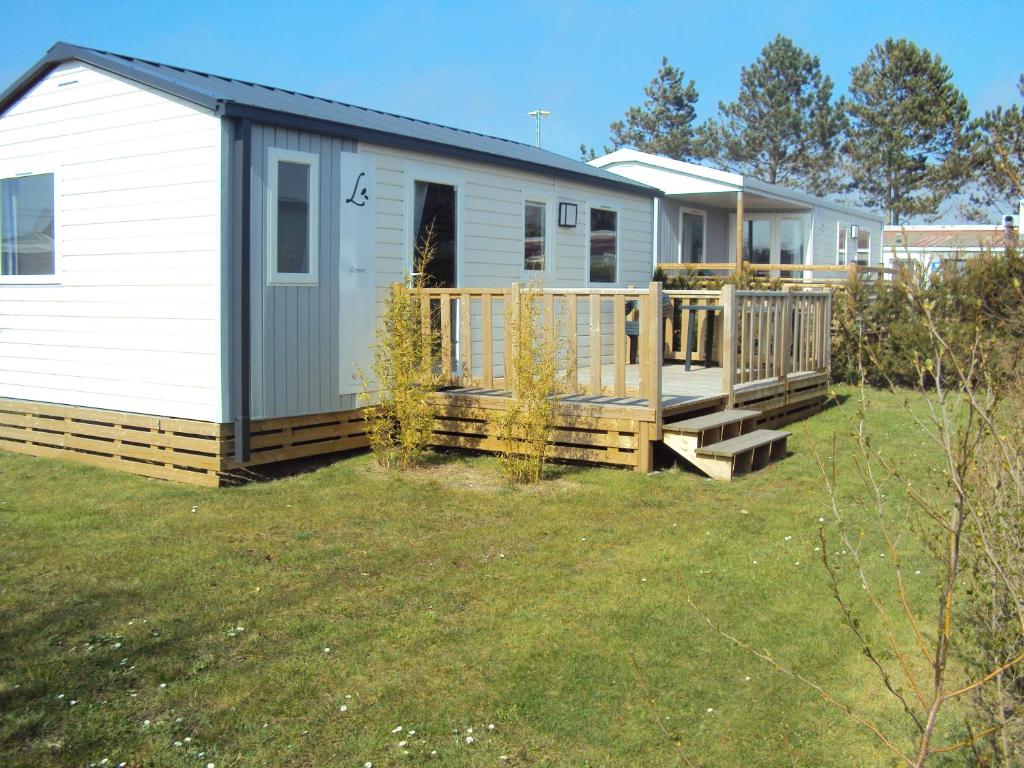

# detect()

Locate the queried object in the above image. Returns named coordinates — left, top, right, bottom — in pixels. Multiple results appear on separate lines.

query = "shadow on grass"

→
left=821, top=390, right=851, bottom=412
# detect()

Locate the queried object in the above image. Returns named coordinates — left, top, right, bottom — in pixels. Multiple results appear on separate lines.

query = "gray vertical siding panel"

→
left=250, top=126, right=266, bottom=418
left=248, top=124, right=356, bottom=419
left=659, top=198, right=680, bottom=262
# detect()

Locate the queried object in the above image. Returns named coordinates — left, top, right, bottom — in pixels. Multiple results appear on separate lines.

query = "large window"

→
left=742, top=219, right=772, bottom=264
left=413, top=180, right=457, bottom=287
left=855, top=228, right=871, bottom=265
left=779, top=219, right=804, bottom=265
left=589, top=207, right=617, bottom=283
left=680, top=210, right=704, bottom=262
left=524, top=201, right=546, bottom=272
left=1, top=173, right=55, bottom=279
left=836, top=224, right=849, bottom=265
left=268, top=148, right=319, bottom=285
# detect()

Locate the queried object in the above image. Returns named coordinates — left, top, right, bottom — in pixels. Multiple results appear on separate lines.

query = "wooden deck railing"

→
left=720, top=285, right=831, bottom=403
left=407, top=283, right=664, bottom=402
left=407, top=282, right=831, bottom=411
left=657, top=261, right=900, bottom=287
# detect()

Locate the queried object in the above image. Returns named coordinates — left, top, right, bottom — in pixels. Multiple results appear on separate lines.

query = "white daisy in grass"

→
left=392, top=725, right=403, bottom=733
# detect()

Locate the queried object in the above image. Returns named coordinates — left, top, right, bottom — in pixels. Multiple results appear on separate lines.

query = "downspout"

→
left=232, top=116, right=253, bottom=464
left=651, top=197, right=659, bottom=275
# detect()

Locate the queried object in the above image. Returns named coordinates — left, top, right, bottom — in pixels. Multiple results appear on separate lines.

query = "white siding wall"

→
left=810, top=205, right=884, bottom=267
left=365, top=144, right=654, bottom=291
left=0, top=63, right=222, bottom=421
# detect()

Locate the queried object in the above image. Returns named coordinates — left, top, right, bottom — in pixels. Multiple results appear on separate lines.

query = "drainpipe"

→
left=232, top=117, right=252, bottom=464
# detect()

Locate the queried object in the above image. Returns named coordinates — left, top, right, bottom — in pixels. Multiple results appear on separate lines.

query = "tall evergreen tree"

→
left=845, top=38, right=973, bottom=225
left=971, top=74, right=1024, bottom=214
left=703, top=35, right=846, bottom=196
left=609, top=57, right=702, bottom=161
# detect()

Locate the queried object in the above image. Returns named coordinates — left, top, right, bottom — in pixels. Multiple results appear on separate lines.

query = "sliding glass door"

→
left=730, top=213, right=808, bottom=271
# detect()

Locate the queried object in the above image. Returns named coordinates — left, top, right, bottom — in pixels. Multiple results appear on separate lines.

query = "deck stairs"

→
left=661, top=409, right=790, bottom=481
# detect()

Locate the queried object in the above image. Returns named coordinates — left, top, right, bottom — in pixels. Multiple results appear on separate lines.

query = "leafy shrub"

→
left=831, top=247, right=1024, bottom=386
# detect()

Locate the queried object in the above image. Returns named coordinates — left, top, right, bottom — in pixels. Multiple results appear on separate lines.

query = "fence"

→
left=407, top=282, right=831, bottom=410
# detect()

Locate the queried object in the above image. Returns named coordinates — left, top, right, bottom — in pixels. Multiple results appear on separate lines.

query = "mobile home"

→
left=0, top=43, right=658, bottom=484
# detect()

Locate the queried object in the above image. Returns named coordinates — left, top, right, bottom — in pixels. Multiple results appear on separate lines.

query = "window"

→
left=413, top=180, right=457, bottom=287
left=779, top=219, right=804, bottom=265
left=836, top=223, right=848, bottom=265
left=1, top=173, right=55, bottom=279
left=524, top=201, right=546, bottom=272
left=680, top=210, right=704, bottom=262
left=268, top=148, right=319, bottom=285
left=589, top=207, right=617, bottom=283
left=855, top=228, right=871, bottom=265
left=743, top=219, right=772, bottom=264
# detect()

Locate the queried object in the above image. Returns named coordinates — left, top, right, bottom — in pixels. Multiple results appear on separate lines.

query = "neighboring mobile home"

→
left=590, top=149, right=884, bottom=279
left=884, top=220, right=1020, bottom=273
left=0, top=43, right=658, bottom=484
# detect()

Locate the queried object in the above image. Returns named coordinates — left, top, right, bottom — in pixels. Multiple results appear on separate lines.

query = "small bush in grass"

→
left=497, top=284, right=563, bottom=484
left=360, top=229, right=441, bottom=469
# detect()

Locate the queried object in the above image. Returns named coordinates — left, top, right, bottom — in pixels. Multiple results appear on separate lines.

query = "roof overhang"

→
left=1, top=43, right=659, bottom=200
left=218, top=102, right=660, bottom=197
left=590, top=148, right=883, bottom=222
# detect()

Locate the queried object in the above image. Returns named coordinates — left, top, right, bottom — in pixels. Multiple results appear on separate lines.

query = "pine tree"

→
left=703, top=35, right=846, bottom=196
left=845, top=38, right=973, bottom=225
left=609, top=57, right=702, bottom=161
left=971, top=74, right=1024, bottom=214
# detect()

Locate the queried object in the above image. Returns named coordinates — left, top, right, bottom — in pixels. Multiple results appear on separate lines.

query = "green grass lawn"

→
left=0, top=385, right=966, bottom=767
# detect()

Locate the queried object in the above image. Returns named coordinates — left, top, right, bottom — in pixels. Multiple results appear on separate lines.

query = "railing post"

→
left=647, top=282, right=664, bottom=429
left=779, top=285, right=795, bottom=381
left=823, top=291, right=832, bottom=374
left=720, top=284, right=736, bottom=407
left=507, top=282, right=520, bottom=395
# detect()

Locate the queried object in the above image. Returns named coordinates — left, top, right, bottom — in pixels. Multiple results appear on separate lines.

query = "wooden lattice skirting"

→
left=0, top=398, right=369, bottom=487
left=429, top=391, right=658, bottom=472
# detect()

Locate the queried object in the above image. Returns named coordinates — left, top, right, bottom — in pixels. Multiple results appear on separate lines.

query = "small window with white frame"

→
left=589, top=207, right=617, bottom=283
left=1, top=172, right=56, bottom=281
left=267, top=147, right=319, bottom=285
left=836, top=223, right=848, bottom=266
left=524, top=200, right=546, bottom=272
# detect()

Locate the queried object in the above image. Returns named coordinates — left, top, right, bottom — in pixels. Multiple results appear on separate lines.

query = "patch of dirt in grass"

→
left=364, top=454, right=580, bottom=494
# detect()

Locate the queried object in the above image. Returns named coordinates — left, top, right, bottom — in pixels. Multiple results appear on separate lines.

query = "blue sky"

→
left=1, top=0, right=1021, bottom=163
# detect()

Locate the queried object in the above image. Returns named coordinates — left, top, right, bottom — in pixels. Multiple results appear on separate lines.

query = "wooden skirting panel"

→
left=0, top=398, right=369, bottom=487
left=733, top=372, right=829, bottom=430
left=430, top=392, right=651, bottom=470
left=0, top=398, right=230, bottom=487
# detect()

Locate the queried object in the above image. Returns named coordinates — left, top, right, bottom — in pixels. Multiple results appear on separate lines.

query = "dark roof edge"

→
left=0, top=42, right=221, bottom=117
left=0, top=43, right=657, bottom=199
left=217, top=103, right=658, bottom=198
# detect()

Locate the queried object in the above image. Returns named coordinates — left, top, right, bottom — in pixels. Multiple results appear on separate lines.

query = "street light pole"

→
left=527, top=108, right=551, bottom=148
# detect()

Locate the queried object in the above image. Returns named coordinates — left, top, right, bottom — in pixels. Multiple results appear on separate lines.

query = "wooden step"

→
left=662, top=409, right=761, bottom=435
left=662, top=427, right=789, bottom=481
left=696, top=429, right=790, bottom=458
left=662, top=409, right=761, bottom=448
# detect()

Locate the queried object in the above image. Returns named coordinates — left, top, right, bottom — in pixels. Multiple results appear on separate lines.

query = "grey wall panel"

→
left=249, top=123, right=356, bottom=419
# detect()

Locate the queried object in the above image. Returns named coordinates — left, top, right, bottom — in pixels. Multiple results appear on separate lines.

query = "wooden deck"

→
left=424, top=283, right=832, bottom=473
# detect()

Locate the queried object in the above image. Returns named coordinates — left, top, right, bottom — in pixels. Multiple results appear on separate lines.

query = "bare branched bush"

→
left=359, top=228, right=441, bottom=469
left=690, top=249, right=1024, bottom=766
left=497, top=284, right=563, bottom=484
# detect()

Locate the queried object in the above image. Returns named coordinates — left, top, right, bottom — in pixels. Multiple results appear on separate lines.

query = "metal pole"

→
left=527, top=108, right=550, bottom=148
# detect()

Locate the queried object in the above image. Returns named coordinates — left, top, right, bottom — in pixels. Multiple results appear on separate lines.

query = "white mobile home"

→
left=590, top=149, right=884, bottom=278
left=0, top=42, right=656, bottom=484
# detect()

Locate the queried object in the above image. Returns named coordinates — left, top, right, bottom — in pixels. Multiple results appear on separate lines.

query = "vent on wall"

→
left=57, top=79, right=79, bottom=87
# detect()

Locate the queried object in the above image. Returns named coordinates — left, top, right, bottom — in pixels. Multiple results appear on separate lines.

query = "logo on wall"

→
left=345, top=171, right=369, bottom=207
